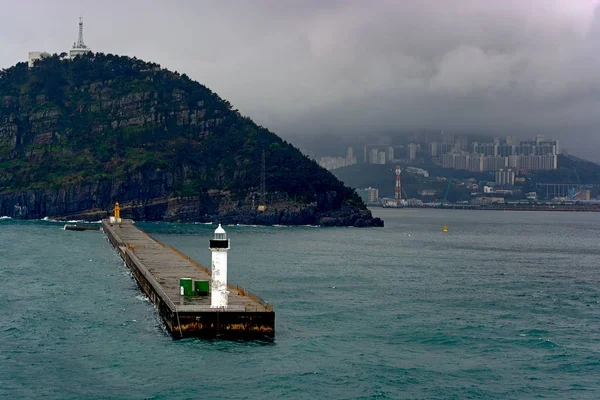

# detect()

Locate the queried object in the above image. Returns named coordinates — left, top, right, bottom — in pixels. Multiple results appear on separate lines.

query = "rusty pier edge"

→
left=102, top=219, right=275, bottom=341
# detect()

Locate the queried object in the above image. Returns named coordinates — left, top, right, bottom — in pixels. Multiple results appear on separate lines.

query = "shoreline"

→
left=370, top=204, right=600, bottom=212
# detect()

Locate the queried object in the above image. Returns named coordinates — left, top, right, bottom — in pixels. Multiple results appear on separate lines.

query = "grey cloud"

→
left=2, top=0, right=600, bottom=159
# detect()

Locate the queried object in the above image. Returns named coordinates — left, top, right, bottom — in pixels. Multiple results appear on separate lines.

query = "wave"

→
left=44, top=217, right=102, bottom=224
left=135, top=294, right=150, bottom=302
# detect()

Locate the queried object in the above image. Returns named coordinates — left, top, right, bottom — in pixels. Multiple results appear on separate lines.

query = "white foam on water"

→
left=135, top=294, right=150, bottom=302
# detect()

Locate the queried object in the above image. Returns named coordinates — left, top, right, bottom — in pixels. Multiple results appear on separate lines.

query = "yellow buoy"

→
left=443, top=224, right=448, bottom=233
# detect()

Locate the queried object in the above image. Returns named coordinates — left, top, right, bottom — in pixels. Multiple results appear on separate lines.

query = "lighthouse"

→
left=209, top=224, right=230, bottom=308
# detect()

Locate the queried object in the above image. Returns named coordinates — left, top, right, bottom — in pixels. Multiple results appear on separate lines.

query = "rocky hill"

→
left=0, top=53, right=382, bottom=227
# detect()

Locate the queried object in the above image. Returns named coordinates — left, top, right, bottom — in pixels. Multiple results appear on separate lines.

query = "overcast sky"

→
left=1, top=1, right=599, bottom=159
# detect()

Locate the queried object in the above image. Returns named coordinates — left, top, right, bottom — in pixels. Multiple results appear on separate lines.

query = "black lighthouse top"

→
left=209, top=224, right=230, bottom=250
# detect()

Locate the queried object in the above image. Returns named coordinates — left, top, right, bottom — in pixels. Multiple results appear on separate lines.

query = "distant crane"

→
left=401, top=187, right=409, bottom=200
left=441, top=178, right=452, bottom=205
left=570, top=167, right=585, bottom=200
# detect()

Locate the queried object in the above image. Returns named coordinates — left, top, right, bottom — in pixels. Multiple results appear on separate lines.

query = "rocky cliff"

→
left=0, top=53, right=382, bottom=227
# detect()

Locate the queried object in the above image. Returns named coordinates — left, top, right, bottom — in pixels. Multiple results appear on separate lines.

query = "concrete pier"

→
left=102, top=219, right=274, bottom=341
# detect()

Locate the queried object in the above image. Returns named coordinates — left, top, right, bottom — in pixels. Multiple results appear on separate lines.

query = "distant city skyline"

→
left=318, top=133, right=560, bottom=173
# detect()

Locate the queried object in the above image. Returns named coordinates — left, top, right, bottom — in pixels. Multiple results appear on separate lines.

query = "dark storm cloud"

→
left=1, top=1, right=599, bottom=158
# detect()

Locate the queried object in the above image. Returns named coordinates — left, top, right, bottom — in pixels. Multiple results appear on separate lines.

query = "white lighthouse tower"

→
left=209, top=224, right=230, bottom=308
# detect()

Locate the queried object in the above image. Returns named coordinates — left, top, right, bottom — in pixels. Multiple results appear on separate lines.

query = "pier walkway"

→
left=102, top=219, right=274, bottom=340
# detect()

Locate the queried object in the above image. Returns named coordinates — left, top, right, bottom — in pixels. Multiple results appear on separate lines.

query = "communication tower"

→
left=69, top=17, right=92, bottom=59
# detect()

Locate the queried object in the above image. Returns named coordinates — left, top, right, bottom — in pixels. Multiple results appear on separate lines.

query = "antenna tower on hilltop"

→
left=76, top=17, right=86, bottom=48
left=258, top=150, right=266, bottom=211
left=69, top=16, right=92, bottom=59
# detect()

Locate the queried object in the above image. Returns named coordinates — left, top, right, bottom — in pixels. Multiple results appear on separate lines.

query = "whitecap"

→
left=136, top=294, right=150, bottom=302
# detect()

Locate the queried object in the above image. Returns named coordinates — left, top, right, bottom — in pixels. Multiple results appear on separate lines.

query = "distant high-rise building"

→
left=469, top=155, right=484, bottom=172
left=27, top=51, right=50, bottom=67
left=497, top=144, right=515, bottom=157
left=472, top=142, right=498, bottom=157
left=319, top=156, right=346, bottom=170
left=407, top=143, right=419, bottom=160
left=483, top=156, right=508, bottom=171
left=454, top=154, right=470, bottom=170
left=518, top=154, right=557, bottom=171
left=369, top=148, right=379, bottom=164
left=442, top=131, right=455, bottom=144
left=442, top=153, right=455, bottom=169
left=508, top=155, right=519, bottom=168
left=495, top=169, right=515, bottom=186
left=455, top=136, right=468, bottom=151
left=345, top=147, right=356, bottom=166
left=439, top=143, right=453, bottom=155
left=439, top=136, right=558, bottom=171
left=429, top=142, right=439, bottom=157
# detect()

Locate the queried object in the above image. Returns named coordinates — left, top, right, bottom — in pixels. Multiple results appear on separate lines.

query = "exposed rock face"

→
left=0, top=184, right=383, bottom=227
left=0, top=54, right=383, bottom=227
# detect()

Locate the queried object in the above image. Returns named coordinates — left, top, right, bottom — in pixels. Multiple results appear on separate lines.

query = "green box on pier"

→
left=179, top=278, right=194, bottom=296
left=195, top=280, right=210, bottom=296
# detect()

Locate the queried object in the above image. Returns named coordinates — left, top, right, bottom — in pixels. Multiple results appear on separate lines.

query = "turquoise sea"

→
left=1, top=209, right=599, bottom=399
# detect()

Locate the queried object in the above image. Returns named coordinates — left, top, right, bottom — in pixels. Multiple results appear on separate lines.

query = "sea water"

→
left=0, top=210, right=599, bottom=399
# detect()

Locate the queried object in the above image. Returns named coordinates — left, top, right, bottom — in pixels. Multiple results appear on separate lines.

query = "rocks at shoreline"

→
left=0, top=188, right=383, bottom=227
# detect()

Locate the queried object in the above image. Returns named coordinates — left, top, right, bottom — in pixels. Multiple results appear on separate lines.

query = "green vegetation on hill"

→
left=0, top=53, right=364, bottom=213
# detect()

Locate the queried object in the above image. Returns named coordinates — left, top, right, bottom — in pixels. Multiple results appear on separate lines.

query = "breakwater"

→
left=101, top=219, right=274, bottom=340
